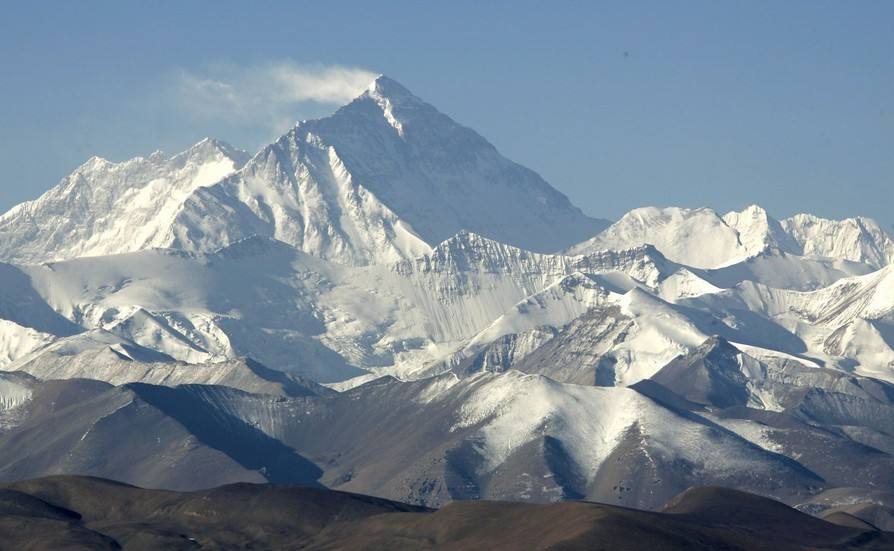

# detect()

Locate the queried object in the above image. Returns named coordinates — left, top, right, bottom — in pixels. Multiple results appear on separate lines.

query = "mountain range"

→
left=0, top=75, right=893, bottom=531
left=2, top=475, right=889, bottom=550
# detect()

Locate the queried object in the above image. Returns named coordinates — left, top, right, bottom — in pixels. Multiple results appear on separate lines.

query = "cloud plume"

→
left=173, top=61, right=378, bottom=136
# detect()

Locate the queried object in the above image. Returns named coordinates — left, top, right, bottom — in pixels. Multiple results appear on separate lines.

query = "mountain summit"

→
left=568, top=204, right=894, bottom=269
left=0, top=75, right=608, bottom=266
left=0, top=138, right=249, bottom=264
left=165, top=74, right=610, bottom=265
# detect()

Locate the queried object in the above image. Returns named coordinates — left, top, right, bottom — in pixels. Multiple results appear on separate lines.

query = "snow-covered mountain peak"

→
left=722, top=204, right=799, bottom=256
left=72, top=138, right=244, bottom=176
left=0, top=76, right=607, bottom=266
left=366, top=74, right=418, bottom=100
left=364, top=75, right=423, bottom=110
left=175, top=137, right=249, bottom=166
left=164, top=76, right=607, bottom=265
left=398, top=229, right=577, bottom=279
left=782, top=213, right=894, bottom=268
left=568, top=206, right=751, bottom=269
left=80, top=155, right=113, bottom=171
left=572, top=244, right=680, bottom=291
left=578, top=243, right=670, bottom=267
left=316, top=74, right=442, bottom=142
left=569, top=204, right=893, bottom=274
left=428, top=230, right=528, bottom=259
left=619, top=285, right=663, bottom=314
left=0, top=138, right=249, bottom=264
left=361, top=75, right=428, bottom=136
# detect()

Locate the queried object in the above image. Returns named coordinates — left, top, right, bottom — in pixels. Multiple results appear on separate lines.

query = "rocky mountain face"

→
left=0, top=75, right=893, bottom=518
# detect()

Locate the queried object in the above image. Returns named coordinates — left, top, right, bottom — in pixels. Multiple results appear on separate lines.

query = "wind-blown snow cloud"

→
left=173, top=61, right=378, bottom=135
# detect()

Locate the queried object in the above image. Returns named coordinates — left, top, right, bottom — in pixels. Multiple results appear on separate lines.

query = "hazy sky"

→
left=2, top=1, right=892, bottom=229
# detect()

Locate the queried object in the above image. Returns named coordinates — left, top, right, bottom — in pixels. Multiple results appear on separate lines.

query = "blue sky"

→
left=1, top=1, right=892, bottom=228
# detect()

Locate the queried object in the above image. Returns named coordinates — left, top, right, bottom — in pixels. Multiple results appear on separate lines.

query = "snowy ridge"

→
left=0, top=139, right=248, bottom=264
left=3, top=216, right=893, bottom=385
left=452, top=372, right=753, bottom=478
left=721, top=205, right=801, bottom=257
left=10, top=345, right=325, bottom=397
left=568, top=205, right=893, bottom=272
left=676, top=265, right=894, bottom=381
left=567, top=207, right=753, bottom=269
left=783, top=213, right=894, bottom=268
left=449, top=272, right=621, bottom=367
left=168, top=128, right=435, bottom=265
left=0, top=319, right=55, bottom=366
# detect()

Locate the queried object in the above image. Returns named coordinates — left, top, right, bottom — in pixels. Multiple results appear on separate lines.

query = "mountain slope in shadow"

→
left=1, top=475, right=891, bottom=551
